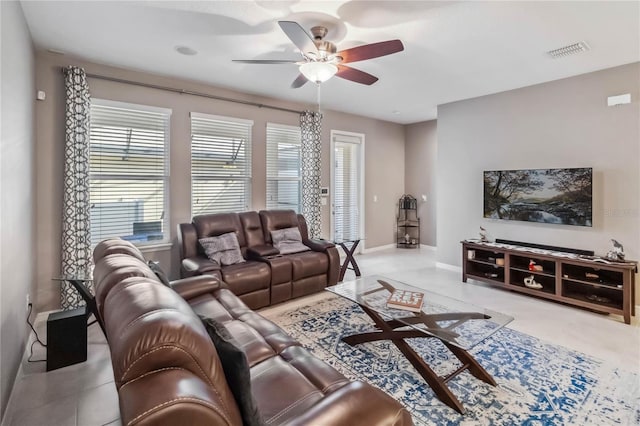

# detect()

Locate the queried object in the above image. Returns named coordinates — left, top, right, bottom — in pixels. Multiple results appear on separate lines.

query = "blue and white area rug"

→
left=263, top=295, right=639, bottom=425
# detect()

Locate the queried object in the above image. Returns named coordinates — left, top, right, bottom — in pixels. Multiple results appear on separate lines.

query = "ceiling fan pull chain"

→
left=317, top=83, right=322, bottom=113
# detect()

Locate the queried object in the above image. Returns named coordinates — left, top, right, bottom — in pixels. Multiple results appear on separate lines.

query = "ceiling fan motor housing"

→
left=310, top=26, right=337, bottom=56
left=315, top=41, right=337, bottom=56
left=310, top=26, right=328, bottom=40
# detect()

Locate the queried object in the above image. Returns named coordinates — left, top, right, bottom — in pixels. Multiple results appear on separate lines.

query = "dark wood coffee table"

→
left=326, top=276, right=513, bottom=414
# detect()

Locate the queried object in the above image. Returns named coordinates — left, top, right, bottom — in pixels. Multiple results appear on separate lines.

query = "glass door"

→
left=331, top=131, right=364, bottom=248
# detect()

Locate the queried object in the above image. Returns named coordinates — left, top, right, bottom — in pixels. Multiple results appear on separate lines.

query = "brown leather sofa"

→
left=93, top=238, right=413, bottom=426
left=177, top=210, right=340, bottom=310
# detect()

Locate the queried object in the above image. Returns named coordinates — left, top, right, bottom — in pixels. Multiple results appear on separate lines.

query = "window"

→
left=191, top=113, right=253, bottom=215
left=266, top=123, right=302, bottom=212
left=89, top=100, right=171, bottom=246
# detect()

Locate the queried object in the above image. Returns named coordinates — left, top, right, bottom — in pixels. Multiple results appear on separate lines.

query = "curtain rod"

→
left=61, top=68, right=303, bottom=115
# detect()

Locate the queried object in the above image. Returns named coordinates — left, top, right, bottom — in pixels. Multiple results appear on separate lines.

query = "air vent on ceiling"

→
left=547, top=42, right=590, bottom=59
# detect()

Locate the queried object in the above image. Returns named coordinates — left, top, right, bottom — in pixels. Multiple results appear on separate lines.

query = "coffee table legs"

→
left=445, top=343, right=496, bottom=387
left=341, top=305, right=496, bottom=414
left=393, top=337, right=467, bottom=414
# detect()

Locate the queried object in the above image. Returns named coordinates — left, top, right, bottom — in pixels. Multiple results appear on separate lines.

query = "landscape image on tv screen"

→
left=484, top=167, right=592, bottom=227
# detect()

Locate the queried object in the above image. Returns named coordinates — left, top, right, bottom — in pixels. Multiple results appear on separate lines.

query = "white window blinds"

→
left=191, top=113, right=253, bottom=215
left=266, top=123, right=302, bottom=212
left=89, top=100, right=170, bottom=246
left=333, top=135, right=362, bottom=241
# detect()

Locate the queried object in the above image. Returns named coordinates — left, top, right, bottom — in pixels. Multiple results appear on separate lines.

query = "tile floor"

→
left=3, top=247, right=639, bottom=425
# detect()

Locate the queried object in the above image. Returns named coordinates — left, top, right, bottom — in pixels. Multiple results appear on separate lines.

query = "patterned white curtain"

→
left=61, top=66, right=93, bottom=309
left=300, top=111, right=322, bottom=238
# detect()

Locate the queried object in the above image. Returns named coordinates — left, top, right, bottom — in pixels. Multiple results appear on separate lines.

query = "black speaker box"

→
left=46, top=306, right=87, bottom=371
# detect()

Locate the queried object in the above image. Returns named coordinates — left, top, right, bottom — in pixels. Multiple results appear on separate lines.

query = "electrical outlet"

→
left=26, top=294, right=30, bottom=312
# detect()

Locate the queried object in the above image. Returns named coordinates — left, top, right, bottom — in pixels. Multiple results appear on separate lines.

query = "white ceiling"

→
left=20, top=1, right=640, bottom=124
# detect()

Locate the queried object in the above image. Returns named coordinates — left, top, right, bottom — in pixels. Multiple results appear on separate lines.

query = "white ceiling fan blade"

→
left=278, top=21, right=319, bottom=57
left=291, top=73, right=308, bottom=88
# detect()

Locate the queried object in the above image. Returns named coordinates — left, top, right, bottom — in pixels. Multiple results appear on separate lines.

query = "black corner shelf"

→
left=397, top=195, right=420, bottom=249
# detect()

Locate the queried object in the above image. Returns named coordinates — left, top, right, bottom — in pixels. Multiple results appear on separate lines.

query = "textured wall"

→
left=405, top=120, right=437, bottom=246
left=0, top=1, right=36, bottom=418
left=436, top=63, right=640, bottom=302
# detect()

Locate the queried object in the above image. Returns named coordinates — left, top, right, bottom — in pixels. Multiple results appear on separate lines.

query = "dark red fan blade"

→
left=279, top=21, right=318, bottom=56
left=233, top=59, right=299, bottom=64
left=291, top=73, right=308, bottom=88
left=336, top=65, right=378, bottom=85
left=337, top=40, right=404, bottom=64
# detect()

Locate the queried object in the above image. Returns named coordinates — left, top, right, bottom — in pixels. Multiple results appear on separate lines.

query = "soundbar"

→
left=495, top=239, right=594, bottom=256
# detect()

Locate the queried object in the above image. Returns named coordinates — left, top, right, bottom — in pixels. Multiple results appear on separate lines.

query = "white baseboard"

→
left=361, top=244, right=436, bottom=254
left=361, top=244, right=395, bottom=254
left=436, top=262, right=462, bottom=273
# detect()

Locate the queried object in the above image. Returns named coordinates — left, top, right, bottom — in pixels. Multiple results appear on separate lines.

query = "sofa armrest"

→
left=118, top=368, right=242, bottom=426
left=281, top=381, right=413, bottom=426
left=247, top=244, right=280, bottom=259
left=182, top=256, right=221, bottom=277
left=305, top=238, right=335, bottom=252
left=169, top=275, right=224, bottom=301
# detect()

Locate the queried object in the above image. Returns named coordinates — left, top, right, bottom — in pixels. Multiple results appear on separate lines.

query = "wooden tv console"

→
left=461, top=241, right=637, bottom=324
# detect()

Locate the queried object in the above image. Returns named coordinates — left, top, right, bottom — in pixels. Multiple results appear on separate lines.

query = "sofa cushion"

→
left=200, top=232, right=245, bottom=266
left=93, top=254, right=159, bottom=319
left=221, top=261, right=270, bottom=295
left=147, top=260, right=171, bottom=287
left=101, top=277, right=244, bottom=426
left=250, top=356, right=325, bottom=424
left=191, top=289, right=300, bottom=356
left=271, top=227, right=310, bottom=255
left=259, top=210, right=300, bottom=245
left=93, top=238, right=146, bottom=263
left=200, top=316, right=264, bottom=426
left=240, top=211, right=266, bottom=248
left=288, top=251, right=330, bottom=280
left=193, top=213, right=246, bottom=246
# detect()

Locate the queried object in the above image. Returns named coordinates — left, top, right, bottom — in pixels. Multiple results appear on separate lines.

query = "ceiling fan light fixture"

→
left=299, top=62, right=338, bottom=84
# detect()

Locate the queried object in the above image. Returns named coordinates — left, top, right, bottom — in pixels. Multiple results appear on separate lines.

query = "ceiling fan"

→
left=233, top=21, right=404, bottom=88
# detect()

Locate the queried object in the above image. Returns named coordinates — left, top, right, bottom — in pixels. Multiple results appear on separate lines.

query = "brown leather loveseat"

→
left=93, top=238, right=412, bottom=426
left=178, top=210, right=340, bottom=310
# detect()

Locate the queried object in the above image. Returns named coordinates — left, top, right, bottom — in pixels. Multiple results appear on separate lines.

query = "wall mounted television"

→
left=483, top=167, right=592, bottom=227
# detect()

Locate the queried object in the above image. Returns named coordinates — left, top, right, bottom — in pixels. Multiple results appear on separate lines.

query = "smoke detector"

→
left=547, top=42, right=590, bottom=59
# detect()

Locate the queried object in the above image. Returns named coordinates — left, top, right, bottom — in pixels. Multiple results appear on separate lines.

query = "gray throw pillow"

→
left=199, top=316, right=264, bottom=426
left=199, top=232, right=245, bottom=266
left=270, top=227, right=310, bottom=255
